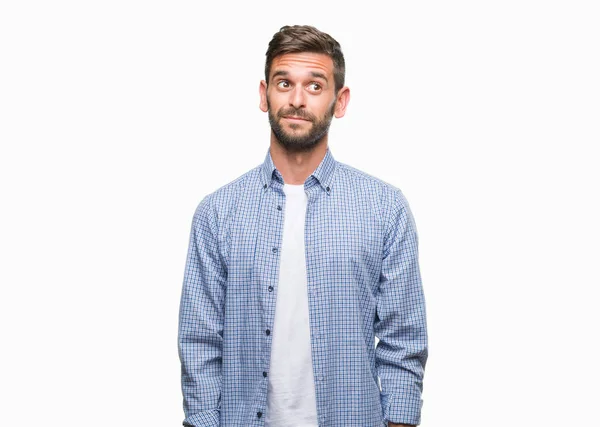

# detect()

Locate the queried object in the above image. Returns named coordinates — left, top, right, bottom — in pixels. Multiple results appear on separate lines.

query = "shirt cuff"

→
left=183, top=409, right=220, bottom=427
left=381, top=391, right=423, bottom=426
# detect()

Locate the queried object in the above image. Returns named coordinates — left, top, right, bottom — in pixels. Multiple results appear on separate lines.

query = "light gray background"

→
left=1, top=1, right=598, bottom=425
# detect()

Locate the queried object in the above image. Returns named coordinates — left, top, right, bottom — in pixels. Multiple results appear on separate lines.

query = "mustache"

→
left=277, top=108, right=315, bottom=122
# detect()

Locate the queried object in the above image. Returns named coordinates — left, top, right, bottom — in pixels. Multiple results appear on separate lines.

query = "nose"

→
left=289, top=85, right=306, bottom=109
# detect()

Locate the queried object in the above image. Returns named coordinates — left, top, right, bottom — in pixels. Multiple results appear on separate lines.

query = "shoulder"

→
left=334, top=161, right=411, bottom=216
left=192, top=165, right=261, bottom=228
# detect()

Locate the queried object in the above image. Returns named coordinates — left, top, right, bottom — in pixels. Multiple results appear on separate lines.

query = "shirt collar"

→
left=260, top=146, right=337, bottom=195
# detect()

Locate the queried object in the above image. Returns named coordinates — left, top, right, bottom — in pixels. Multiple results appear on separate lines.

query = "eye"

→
left=277, top=80, right=290, bottom=89
left=307, top=82, right=322, bottom=92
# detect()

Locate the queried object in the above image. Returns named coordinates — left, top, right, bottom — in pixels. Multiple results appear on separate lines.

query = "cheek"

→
left=313, top=100, right=334, bottom=118
left=266, top=93, right=286, bottom=112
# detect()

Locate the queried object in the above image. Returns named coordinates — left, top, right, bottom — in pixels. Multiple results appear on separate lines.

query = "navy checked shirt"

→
left=178, top=147, right=428, bottom=426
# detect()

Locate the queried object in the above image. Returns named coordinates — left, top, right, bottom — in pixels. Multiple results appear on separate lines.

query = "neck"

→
left=269, top=133, right=328, bottom=185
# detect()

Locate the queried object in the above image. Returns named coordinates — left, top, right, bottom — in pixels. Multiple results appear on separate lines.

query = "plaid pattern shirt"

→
left=178, top=146, right=428, bottom=426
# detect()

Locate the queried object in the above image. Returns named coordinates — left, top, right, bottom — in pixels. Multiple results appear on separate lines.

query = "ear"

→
left=334, top=86, right=350, bottom=118
left=259, top=80, right=268, bottom=112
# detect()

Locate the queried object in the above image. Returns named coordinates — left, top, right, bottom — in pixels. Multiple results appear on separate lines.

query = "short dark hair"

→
left=265, top=25, right=346, bottom=93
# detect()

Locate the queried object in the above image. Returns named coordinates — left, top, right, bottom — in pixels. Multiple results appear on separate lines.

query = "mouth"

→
left=283, top=116, right=310, bottom=122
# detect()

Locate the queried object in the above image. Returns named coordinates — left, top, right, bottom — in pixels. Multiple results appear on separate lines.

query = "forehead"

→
left=270, top=52, right=334, bottom=78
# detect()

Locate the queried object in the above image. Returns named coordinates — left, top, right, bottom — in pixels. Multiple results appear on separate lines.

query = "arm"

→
left=376, top=190, right=428, bottom=426
left=178, top=195, right=227, bottom=427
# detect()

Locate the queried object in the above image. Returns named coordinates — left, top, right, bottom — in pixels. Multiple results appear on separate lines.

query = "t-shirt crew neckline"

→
left=283, top=183, right=305, bottom=194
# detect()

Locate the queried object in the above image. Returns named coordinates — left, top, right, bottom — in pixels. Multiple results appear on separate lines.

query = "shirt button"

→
left=326, top=186, right=330, bottom=192
left=263, top=184, right=267, bottom=189
left=265, top=329, right=270, bottom=335
left=257, top=411, right=262, bottom=418
left=272, top=247, right=278, bottom=253
left=277, top=205, right=282, bottom=210
left=268, top=286, right=273, bottom=292
left=263, top=371, right=268, bottom=377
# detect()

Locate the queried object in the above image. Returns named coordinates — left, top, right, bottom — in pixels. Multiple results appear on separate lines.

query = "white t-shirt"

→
left=265, top=183, right=319, bottom=427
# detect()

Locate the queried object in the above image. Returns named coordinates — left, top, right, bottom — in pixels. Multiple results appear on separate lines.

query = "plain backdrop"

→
left=1, top=1, right=599, bottom=426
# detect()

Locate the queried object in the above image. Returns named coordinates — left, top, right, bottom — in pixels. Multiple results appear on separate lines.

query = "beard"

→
left=267, top=98, right=335, bottom=153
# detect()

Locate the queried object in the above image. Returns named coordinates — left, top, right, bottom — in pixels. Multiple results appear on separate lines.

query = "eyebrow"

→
left=271, top=70, right=289, bottom=80
left=271, top=70, right=329, bottom=83
left=309, top=71, right=329, bottom=83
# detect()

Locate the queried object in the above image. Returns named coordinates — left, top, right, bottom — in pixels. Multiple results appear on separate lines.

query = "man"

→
left=178, top=25, right=428, bottom=427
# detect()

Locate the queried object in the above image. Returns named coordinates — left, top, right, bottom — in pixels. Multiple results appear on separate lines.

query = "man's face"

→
left=260, top=52, right=340, bottom=152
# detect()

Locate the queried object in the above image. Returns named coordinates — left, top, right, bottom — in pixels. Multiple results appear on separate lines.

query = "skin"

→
left=259, top=53, right=415, bottom=427
left=259, top=52, right=350, bottom=184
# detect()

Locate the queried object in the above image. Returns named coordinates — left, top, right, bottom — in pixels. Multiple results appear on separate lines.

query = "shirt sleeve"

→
left=375, top=189, right=428, bottom=426
left=178, top=195, right=227, bottom=427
